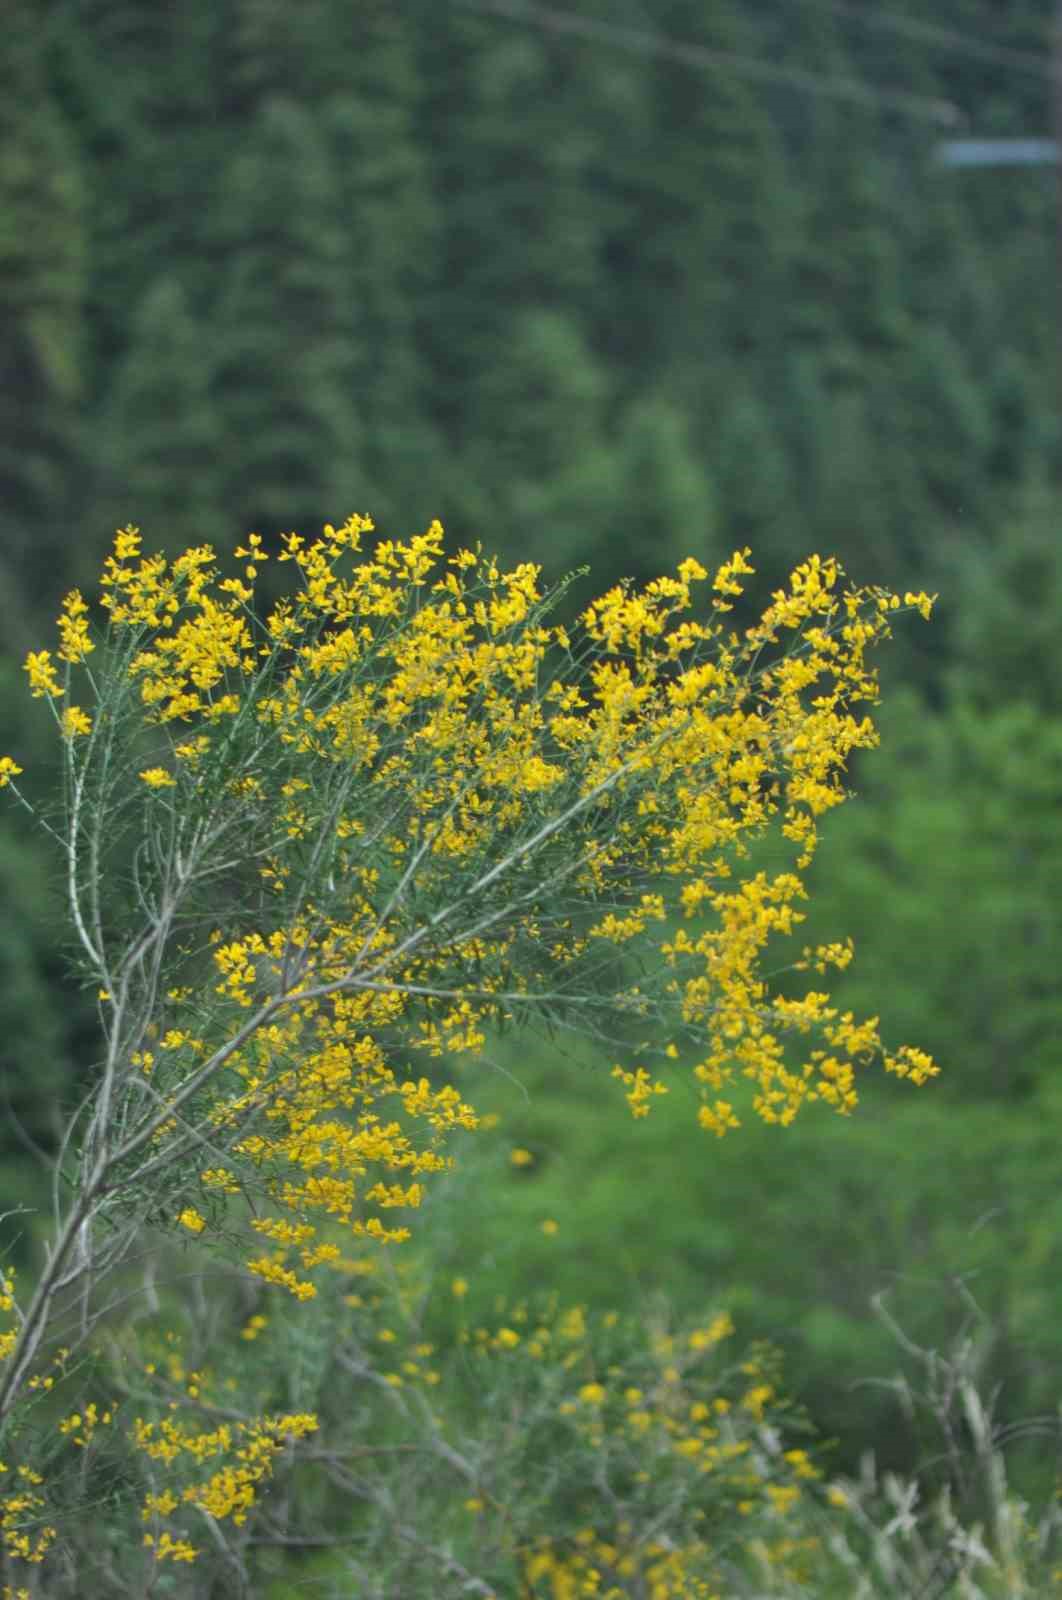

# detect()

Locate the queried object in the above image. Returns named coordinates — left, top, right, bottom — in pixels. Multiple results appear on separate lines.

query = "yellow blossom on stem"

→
left=23, top=652, right=61, bottom=699
left=60, top=705, right=92, bottom=738
left=0, top=514, right=940, bottom=1584
left=139, top=767, right=176, bottom=788
left=56, top=590, right=94, bottom=664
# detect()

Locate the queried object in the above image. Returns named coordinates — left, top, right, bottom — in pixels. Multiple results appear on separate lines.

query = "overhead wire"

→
left=453, top=0, right=965, bottom=126
left=789, top=0, right=1052, bottom=84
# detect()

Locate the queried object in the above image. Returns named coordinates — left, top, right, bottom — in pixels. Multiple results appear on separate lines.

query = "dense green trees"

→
left=803, top=691, right=1062, bottom=1103
left=9, top=0, right=1058, bottom=616
left=0, top=3, right=85, bottom=643
left=89, top=277, right=223, bottom=551
left=210, top=95, right=368, bottom=539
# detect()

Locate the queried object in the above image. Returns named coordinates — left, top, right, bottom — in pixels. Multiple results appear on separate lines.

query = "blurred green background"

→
left=3, top=0, right=1061, bottom=1499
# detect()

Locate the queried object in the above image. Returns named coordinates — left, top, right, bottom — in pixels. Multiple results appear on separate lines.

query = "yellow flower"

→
left=0, top=758, right=22, bottom=788
left=61, top=705, right=92, bottom=738
left=112, top=527, right=142, bottom=561
left=6, top=515, right=939, bottom=1381
left=903, top=590, right=935, bottom=621
left=23, top=651, right=61, bottom=699
left=612, top=1064, right=668, bottom=1118
left=57, top=589, right=94, bottom=663
left=139, top=767, right=176, bottom=788
left=688, top=1312, right=733, bottom=1350
left=144, top=1531, right=199, bottom=1564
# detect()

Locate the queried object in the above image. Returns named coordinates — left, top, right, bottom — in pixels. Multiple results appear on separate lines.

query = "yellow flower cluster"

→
left=389, top=1288, right=826, bottom=1597
left=523, top=1530, right=720, bottom=1599
left=199, top=970, right=480, bottom=1290
left=134, top=1409, right=318, bottom=1558
left=57, top=1401, right=115, bottom=1449
left=0, top=519, right=937, bottom=1339
left=0, top=1466, right=55, bottom=1566
left=611, top=1064, right=669, bottom=1118
left=0, top=1272, right=17, bottom=1366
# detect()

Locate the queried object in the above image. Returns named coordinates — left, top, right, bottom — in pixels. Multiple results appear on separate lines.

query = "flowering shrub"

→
left=0, top=516, right=942, bottom=1591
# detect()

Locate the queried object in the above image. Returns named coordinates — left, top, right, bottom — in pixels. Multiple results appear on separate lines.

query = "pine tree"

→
left=950, top=476, right=1062, bottom=714
left=606, top=0, right=799, bottom=386
left=209, top=95, right=367, bottom=545
left=788, top=109, right=913, bottom=359
left=90, top=277, right=224, bottom=554
left=222, top=0, right=356, bottom=111
left=987, top=347, right=1043, bottom=488
left=605, top=393, right=719, bottom=587
left=902, top=325, right=991, bottom=516
left=0, top=3, right=85, bottom=645
left=47, top=1, right=221, bottom=386
left=455, top=308, right=619, bottom=585
left=410, top=5, right=605, bottom=444
left=320, top=11, right=443, bottom=532
left=705, top=378, right=796, bottom=586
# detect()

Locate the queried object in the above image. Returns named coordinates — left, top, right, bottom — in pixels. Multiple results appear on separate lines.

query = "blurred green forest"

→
left=3, top=0, right=1062, bottom=1496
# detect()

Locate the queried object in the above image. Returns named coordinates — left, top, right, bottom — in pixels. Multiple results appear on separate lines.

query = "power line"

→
left=454, top=0, right=964, bottom=126
left=791, top=0, right=1052, bottom=83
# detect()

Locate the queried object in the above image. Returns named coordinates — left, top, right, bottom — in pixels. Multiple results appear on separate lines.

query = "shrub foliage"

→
left=0, top=519, right=951, bottom=1594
